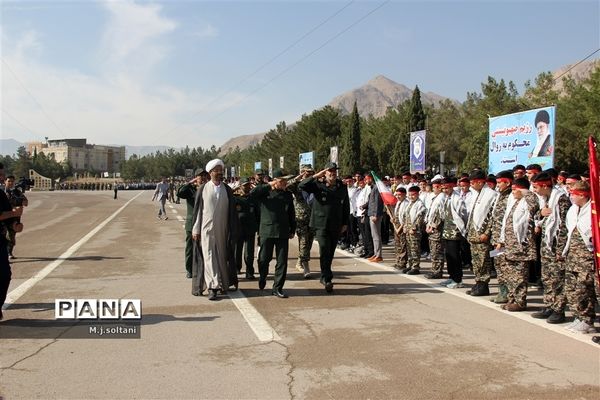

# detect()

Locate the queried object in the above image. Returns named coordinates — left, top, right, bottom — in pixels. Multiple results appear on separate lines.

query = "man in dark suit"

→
left=249, top=169, right=296, bottom=298
left=299, top=162, right=350, bottom=293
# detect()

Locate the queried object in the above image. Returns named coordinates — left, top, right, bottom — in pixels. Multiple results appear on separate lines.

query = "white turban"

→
left=205, top=158, right=224, bottom=173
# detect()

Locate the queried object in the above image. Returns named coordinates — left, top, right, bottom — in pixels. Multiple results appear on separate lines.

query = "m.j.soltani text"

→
left=89, top=325, right=138, bottom=336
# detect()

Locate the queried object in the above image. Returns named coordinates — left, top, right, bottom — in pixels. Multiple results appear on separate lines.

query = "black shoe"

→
left=272, top=289, right=288, bottom=298
left=592, top=336, right=600, bottom=344
left=246, top=274, right=256, bottom=280
left=362, top=254, right=374, bottom=259
left=407, top=269, right=420, bottom=275
left=546, top=311, right=566, bottom=324
left=258, top=279, right=266, bottom=290
left=469, top=282, right=490, bottom=296
left=401, top=267, right=412, bottom=274
left=325, top=281, right=334, bottom=293
left=208, top=290, right=218, bottom=301
left=531, top=308, right=553, bottom=319
left=229, top=284, right=238, bottom=292
left=425, top=273, right=442, bottom=279
left=186, top=271, right=192, bottom=279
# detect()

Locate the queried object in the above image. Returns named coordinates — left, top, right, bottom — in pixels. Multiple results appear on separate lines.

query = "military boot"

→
left=490, top=284, right=508, bottom=304
left=302, top=260, right=311, bottom=279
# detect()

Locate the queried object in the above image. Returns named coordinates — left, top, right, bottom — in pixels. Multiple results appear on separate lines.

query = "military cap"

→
left=272, top=169, right=293, bottom=179
left=324, top=162, right=339, bottom=170
left=300, top=164, right=314, bottom=172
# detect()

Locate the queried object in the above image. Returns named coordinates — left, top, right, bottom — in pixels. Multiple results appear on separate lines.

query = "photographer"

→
left=4, top=176, right=29, bottom=259
left=0, top=163, right=24, bottom=320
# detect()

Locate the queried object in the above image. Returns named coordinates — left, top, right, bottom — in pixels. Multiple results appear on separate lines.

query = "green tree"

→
left=340, top=101, right=362, bottom=175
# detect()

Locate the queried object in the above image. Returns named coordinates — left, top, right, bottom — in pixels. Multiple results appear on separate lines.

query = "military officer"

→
left=177, top=169, right=208, bottom=278
left=233, top=177, right=259, bottom=280
left=249, top=169, right=296, bottom=298
left=299, top=162, right=350, bottom=293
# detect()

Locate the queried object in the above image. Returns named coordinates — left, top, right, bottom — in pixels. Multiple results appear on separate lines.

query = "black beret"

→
left=496, top=170, right=514, bottom=180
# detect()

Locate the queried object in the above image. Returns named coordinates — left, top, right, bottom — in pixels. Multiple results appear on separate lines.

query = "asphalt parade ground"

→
left=1, top=190, right=599, bottom=399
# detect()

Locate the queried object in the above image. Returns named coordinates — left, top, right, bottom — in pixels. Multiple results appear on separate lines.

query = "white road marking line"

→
left=3, top=191, right=146, bottom=309
left=175, top=215, right=278, bottom=342
left=228, top=290, right=281, bottom=342
left=176, top=216, right=184, bottom=222
left=172, top=210, right=178, bottom=214
left=168, top=205, right=174, bottom=209
left=336, top=247, right=600, bottom=349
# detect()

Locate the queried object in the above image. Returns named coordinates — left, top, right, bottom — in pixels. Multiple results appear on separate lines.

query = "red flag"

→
left=371, top=171, right=397, bottom=206
left=588, top=136, right=600, bottom=285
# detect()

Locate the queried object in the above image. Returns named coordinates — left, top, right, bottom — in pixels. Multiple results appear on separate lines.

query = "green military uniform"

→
left=233, top=186, right=259, bottom=278
left=403, top=197, right=426, bottom=273
left=249, top=176, right=296, bottom=293
left=177, top=180, right=198, bottom=277
left=299, top=163, right=349, bottom=289
left=490, top=184, right=512, bottom=303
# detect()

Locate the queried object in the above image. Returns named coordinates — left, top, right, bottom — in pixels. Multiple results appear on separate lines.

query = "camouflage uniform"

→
left=403, top=200, right=426, bottom=271
left=539, top=191, right=570, bottom=313
left=287, top=175, right=315, bottom=271
left=426, top=194, right=445, bottom=276
left=502, top=192, right=539, bottom=307
left=563, top=216, right=597, bottom=326
left=490, top=187, right=512, bottom=302
left=393, top=200, right=409, bottom=269
left=466, top=188, right=497, bottom=285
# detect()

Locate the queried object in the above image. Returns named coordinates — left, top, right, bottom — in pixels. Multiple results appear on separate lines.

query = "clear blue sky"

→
left=2, top=0, right=599, bottom=149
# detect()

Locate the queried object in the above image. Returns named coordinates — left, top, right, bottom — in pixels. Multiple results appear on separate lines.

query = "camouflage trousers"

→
left=407, top=233, right=421, bottom=270
left=394, top=230, right=408, bottom=268
left=494, top=254, right=509, bottom=286
left=540, top=254, right=566, bottom=313
left=468, top=241, right=492, bottom=283
left=504, top=259, right=529, bottom=307
left=428, top=229, right=444, bottom=275
left=565, top=256, right=597, bottom=325
left=296, top=221, right=315, bottom=263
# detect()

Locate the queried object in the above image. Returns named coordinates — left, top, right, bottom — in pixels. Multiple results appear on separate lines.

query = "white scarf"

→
left=447, top=192, right=467, bottom=237
left=468, top=186, right=499, bottom=231
left=395, top=199, right=409, bottom=226
left=426, top=192, right=446, bottom=226
left=563, top=200, right=593, bottom=256
left=542, top=189, right=567, bottom=250
left=500, top=191, right=531, bottom=245
left=408, top=199, right=426, bottom=224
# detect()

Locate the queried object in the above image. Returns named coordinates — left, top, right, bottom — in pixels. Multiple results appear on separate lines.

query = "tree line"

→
left=3, top=67, right=598, bottom=182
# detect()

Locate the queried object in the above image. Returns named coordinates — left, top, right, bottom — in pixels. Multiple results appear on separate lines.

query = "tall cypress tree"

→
left=340, top=101, right=362, bottom=175
left=409, top=85, right=426, bottom=131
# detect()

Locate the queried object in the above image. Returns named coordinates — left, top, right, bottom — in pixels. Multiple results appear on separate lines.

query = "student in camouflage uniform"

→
left=560, top=181, right=597, bottom=334
left=465, top=170, right=498, bottom=296
left=392, top=187, right=409, bottom=270
left=425, top=179, right=446, bottom=279
left=233, top=178, right=259, bottom=279
left=286, top=164, right=316, bottom=278
left=495, top=178, right=539, bottom=311
left=440, top=177, right=468, bottom=288
left=489, top=170, right=513, bottom=303
left=401, top=186, right=426, bottom=275
left=530, top=172, right=570, bottom=323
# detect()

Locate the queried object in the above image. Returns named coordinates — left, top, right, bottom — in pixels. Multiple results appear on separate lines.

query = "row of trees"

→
left=4, top=67, right=597, bottom=181
left=225, top=68, right=598, bottom=177
left=0, top=147, right=72, bottom=181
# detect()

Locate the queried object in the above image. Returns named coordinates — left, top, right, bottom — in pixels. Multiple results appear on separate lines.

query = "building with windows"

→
left=27, top=139, right=126, bottom=173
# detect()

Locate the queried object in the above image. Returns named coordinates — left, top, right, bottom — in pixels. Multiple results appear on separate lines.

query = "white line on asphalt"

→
left=3, top=191, right=146, bottom=309
left=176, top=216, right=184, bottom=222
left=228, top=290, right=281, bottom=342
left=336, top=248, right=600, bottom=349
left=172, top=209, right=178, bottom=215
left=168, top=205, right=174, bottom=209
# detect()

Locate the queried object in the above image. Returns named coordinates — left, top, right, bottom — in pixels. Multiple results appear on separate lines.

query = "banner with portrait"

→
left=299, top=151, right=315, bottom=171
left=410, top=130, right=426, bottom=174
left=488, top=106, right=555, bottom=173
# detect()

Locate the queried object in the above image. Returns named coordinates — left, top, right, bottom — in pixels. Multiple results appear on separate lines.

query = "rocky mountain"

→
left=218, top=132, right=266, bottom=156
left=328, top=75, right=449, bottom=117
left=0, top=139, right=24, bottom=156
left=551, top=58, right=599, bottom=92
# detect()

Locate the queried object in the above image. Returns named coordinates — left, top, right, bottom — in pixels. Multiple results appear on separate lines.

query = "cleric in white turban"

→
left=205, top=158, right=225, bottom=173
left=191, top=158, right=239, bottom=300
